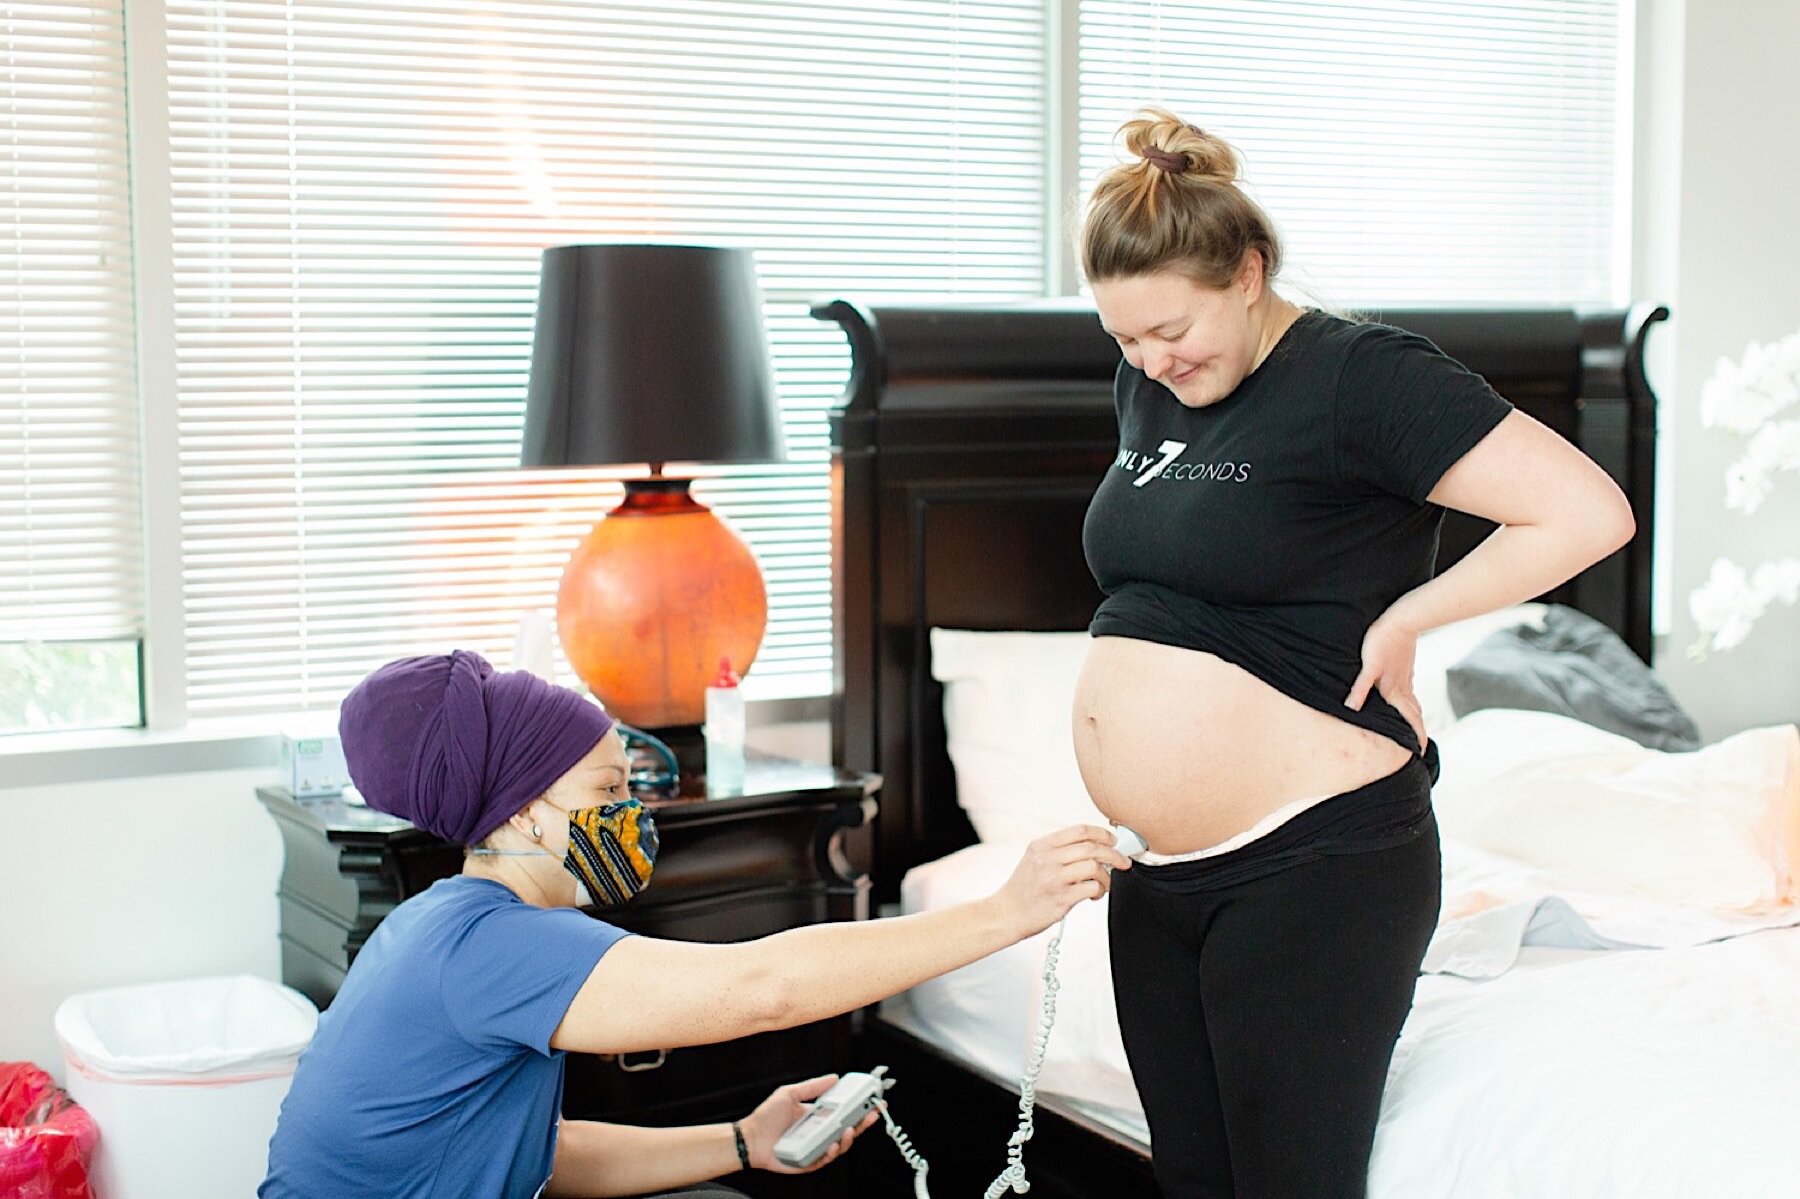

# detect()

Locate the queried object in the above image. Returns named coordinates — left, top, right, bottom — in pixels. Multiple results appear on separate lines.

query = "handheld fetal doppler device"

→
left=772, top=825, right=1150, bottom=1197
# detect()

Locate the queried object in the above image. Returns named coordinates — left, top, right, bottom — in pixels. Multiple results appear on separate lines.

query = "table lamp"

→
left=521, top=243, right=784, bottom=732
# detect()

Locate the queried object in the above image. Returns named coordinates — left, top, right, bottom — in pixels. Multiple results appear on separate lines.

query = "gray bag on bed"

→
left=1446, top=604, right=1702, bottom=751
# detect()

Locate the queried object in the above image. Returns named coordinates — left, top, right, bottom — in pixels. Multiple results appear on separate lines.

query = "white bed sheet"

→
left=885, top=841, right=1800, bottom=1198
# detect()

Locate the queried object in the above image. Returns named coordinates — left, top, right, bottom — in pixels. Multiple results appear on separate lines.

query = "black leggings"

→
left=1108, top=753, right=1442, bottom=1199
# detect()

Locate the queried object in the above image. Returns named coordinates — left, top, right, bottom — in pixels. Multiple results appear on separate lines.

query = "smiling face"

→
left=1091, top=265, right=1263, bottom=409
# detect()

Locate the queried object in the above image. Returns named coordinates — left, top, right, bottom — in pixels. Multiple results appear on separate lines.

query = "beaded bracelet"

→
left=731, top=1120, right=750, bottom=1170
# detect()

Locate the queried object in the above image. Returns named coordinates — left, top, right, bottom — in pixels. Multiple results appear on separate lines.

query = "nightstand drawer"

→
left=564, top=1020, right=839, bottom=1125
left=277, top=935, right=347, bottom=1013
left=611, top=883, right=838, bottom=942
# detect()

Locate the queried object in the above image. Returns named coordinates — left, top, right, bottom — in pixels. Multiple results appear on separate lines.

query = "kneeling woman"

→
left=1072, top=110, right=1636, bottom=1197
left=261, top=650, right=1127, bottom=1199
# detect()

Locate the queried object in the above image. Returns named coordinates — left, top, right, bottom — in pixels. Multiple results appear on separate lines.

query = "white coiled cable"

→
left=873, top=915, right=1070, bottom=1199
left=983, top=916, right=1065, bottom=1197
left=877, top=1096, right=933, bottom=1199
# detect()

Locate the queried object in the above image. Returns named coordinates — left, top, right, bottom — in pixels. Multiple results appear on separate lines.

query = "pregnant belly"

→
left=1071, top=636, right=1412, bottom=855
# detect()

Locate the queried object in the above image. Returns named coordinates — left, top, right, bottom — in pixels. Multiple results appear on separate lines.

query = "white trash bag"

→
left=54, top=975, right=318, bottom=1199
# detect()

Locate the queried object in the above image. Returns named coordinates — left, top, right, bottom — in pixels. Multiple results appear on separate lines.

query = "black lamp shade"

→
left=521, top=244, right=785, bottom=468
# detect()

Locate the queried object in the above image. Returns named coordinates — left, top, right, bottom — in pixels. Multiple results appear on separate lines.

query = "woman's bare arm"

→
left=545, top=1121, right=739, bottom=1197
left=1400, top=408, right=1637, bottom=632
left=550, top=824, right=1127, bottom=1055
left=1345, top=409, right=1636, bottom=748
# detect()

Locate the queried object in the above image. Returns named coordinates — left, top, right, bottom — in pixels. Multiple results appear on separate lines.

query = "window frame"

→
left=1, top=0, right=1639, bottom=769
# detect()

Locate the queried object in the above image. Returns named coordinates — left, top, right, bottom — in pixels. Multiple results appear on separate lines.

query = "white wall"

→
left=1645, top=0, right=1800, bottom=738
left=0, top=767, right=284, bottom=1082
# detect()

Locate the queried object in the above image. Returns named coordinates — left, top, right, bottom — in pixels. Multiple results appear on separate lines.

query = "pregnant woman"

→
left=1072, top=108, right=1635, bottom=1198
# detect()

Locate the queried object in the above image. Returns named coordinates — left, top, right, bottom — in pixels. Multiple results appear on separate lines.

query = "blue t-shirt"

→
left=261, top=875, right=630, bottom=1199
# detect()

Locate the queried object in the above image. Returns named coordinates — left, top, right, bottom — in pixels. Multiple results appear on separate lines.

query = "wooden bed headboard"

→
left=814, top=299, right=1668, bottom=906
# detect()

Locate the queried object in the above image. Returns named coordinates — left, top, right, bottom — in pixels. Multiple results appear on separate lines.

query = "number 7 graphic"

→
left=1133, top=440, right=1188, bottom=488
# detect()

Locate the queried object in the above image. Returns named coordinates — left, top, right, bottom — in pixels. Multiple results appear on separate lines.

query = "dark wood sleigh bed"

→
left=811, top=297, right=1668, bottom=1198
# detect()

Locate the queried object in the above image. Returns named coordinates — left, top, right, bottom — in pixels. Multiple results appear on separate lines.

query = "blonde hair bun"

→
left=1121, top=106, right=1238, bottom=184
left=1079, top=108, right=1282, bottom=287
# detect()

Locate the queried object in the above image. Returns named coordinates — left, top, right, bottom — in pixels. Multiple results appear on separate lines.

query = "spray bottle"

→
left=704, top=656, right=746, bottom=793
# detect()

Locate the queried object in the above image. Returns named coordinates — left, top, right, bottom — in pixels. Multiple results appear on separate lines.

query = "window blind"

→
left=0, top=1, right=143, bottom=729
left=163, top=0, right=1046, bottom=716
left=1078, top=0, right=1625, bottom=307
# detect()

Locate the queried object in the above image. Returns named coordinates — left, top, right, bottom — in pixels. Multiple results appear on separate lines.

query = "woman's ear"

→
left=508, top=799, right=546, bottom=843
left=1235, top=249, right=1265, bottom=304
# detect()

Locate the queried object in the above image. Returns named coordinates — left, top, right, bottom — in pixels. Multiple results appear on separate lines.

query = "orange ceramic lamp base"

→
left=556, top=479, right=766, bottom=728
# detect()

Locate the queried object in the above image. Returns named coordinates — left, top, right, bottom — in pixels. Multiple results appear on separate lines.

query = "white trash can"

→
left=53, top=974, right=318, bottom=1199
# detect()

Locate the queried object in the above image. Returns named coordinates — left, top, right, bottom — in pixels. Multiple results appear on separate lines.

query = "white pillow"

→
left=1433, top=709, right=1800, bottom=911
left=930, top=628, right=1107, bottom=843
left=1414, top=603, right=1548, bottom=738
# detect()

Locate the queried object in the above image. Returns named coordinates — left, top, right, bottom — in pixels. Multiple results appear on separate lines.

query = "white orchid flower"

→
left=1700, top=332, right=1800, bottom=433
left=1689, top=556, right=1800, bottom=658
left=1689, top=329, right=1800, bottom=657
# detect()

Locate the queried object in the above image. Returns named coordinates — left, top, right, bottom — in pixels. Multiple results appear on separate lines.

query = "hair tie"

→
left=1142, top=146, right=1190, bottom=173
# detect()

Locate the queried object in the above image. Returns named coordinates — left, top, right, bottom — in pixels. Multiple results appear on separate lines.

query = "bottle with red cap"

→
left=704, top=656, right=746, bottom=793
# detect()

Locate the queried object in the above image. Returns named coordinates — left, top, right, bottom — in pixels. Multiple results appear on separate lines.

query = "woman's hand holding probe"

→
left=738, top=1074, right=878, bottom=1174
left=1344, top=609, right=1429, bottom=753
left=994, top=824, right=1132, bottom=939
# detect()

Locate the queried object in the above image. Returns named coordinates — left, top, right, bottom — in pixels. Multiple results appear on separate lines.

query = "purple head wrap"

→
left=337, top=649, right=616, bottom=845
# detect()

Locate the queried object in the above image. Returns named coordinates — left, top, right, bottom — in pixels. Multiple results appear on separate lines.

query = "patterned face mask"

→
left=564, top=798, right=659, bottom=906
left=471, top=797, right=658, bottom=907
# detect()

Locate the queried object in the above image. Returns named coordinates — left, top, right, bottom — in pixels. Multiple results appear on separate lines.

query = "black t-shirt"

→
left=1082, top=308, right=1513, bottom=754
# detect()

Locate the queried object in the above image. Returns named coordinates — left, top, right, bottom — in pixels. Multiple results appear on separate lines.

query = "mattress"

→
left=883, top=839, right=1800, bottom=1197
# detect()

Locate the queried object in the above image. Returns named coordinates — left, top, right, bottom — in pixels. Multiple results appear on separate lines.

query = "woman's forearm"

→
left=1387, top=517, right=1632, bottom=635
left=547, top=1119, right=737, bottom=1198
left=755, top=895, right=1026, bottom=1028
left=553, top=829, right=1113, bottom=1057
left=546, top=906, right=1042, bottom=1191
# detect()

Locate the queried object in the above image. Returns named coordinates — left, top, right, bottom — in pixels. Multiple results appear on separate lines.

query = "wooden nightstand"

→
left=257, top=750, right=879, bottom=1199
